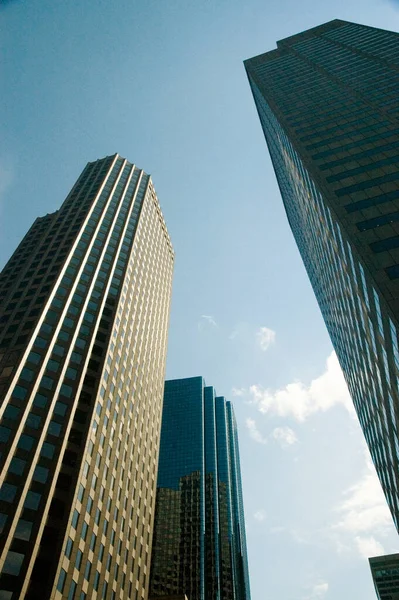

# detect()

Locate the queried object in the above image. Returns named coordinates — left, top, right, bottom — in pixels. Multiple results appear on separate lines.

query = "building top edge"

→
left=244, top=19, right=347, bottom=66
left=369, top=552, right=399, bottom=563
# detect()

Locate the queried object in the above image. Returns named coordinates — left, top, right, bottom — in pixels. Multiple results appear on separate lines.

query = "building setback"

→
left=369, top=553, right=399, bottom=600
left=245, top=20, right=399, bottom=530
left=149, top=377, right=250, bottom=600
left=0, top=154, right=174, bottom=599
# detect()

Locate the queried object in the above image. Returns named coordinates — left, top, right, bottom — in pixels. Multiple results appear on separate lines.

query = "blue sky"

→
left=1, top=0, right=399, bottom=598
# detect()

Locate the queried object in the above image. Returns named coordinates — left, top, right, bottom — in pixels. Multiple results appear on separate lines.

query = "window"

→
left=0, top=484, right=17, bottom=503
left=14, top=519, right=33, bottom=541
left=98, top=544, right=105, bottom=562
left=27, top=352, right=41, bottom=364
left=81, top=521, right=88, bottom=541
left=52, top=344, right=65, bottom=357
left=12, top=385, right=27, bottom=400
left=34, top=337, right=47, bottom=349
left=48, top=421, right=62, bottom=437
left=71, top=509, right=79, bottom=529
left=9, top=457, right=26, bottom=476
left=41, top=442, right=55, bottom=459
left=57, top=569, right=67, bottom=593
left=47, top=360, right=60, bottom=372
left=20, top=368, right=34, bottom=382
left=71, top=352, right=82, bottom=364
left=40, top=376, right=54, bottom=390
left=33, top=393, right=48, bottom=408
left=77, top=484, right=84, bottom=502
left=65, top=537, right=73, bottom=559
left=60, top=384, right=73, bottom=398
left=33, top=466, right=49, bottom=484
left=17, top=434, right=34, bottom=451
left=4, top=405, right=20, bottom=420
left=93, top=570, right=100, bottom=591
left=75, top=550, right=83, bottom=570
left=2, top=551, right=24, bottom=576
left=84, top=560, right=92, bottom=581
left=26, top=414, right=41, bottom=429
left=24, top=491, right=41, bottom=510
left=90, top=533, right=96, bottom=552
left=0, top=426, right=11, bottom=443
left=66, top=367, right=78, bottom=380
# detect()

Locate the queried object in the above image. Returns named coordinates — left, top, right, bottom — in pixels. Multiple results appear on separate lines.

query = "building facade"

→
left=0, top=154, right=174, bottom=600
left=245, top=20, right=399, bottom=530
left=149, top=377, right=250, bottom=600
left=369, top=553, right=399, bottom=600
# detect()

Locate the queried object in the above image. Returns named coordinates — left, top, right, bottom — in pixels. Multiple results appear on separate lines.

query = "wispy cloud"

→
left=329, top=449, right=392, bottom=558
left=272, top=426, right=298, bottom=448
left=249, top=352, right=353, bottom=422
left=254, top=509, right=267, bottom=522
left=306, top=582, right=329, bottom=599
left=246, top=417, right=267, bottom=445
left=198, top=314, right=218, bottom=331
left=256, top=326, right=276, bottom=351
left=355, top=535, right=385, bottom=559
left=333, top=453, right=392, bottom=536
left=231, top=387, right=246, bottom=397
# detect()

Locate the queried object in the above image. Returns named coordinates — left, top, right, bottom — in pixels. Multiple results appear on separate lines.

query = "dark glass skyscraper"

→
left=149, top=377, right=250, bottom=600
left=369, top=553, right=399, bottom=599
left=245, top=20, right=399, bottom=530
left=0, top=154, right=174, bottom=599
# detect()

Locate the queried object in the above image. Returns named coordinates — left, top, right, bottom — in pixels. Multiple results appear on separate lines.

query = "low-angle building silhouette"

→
left=0, top=154, right=174, bottom=599
left=245, top=19, right=399, bottom=531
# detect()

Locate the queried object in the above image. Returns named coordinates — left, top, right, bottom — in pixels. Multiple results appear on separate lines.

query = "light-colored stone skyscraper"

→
left=0, top=154, right=174, bottom=600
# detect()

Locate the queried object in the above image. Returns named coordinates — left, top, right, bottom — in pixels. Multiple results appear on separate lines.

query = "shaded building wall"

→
left=245, top=20, right=399, bottom=531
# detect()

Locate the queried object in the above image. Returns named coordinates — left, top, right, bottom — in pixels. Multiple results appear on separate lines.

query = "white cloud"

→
left=334, top=454, right=392, bottom=536
left=329, top=450, right=392, bottom=558
left=355, top=535, right=385, bottom=559
left=246, top=417, right=267, bottom=445
left=231, top=387, right=246, bottom=397
left=198, top=314, right=217, bottom=331
left=309, top=582, right=329, bottom=599
left=249, top=352, right=353, bottom=422
left=256, top=326, right=276, bottom=351
left=272, top=426, right=298, bottom=448
left=254, top=509, right=267, bottom=522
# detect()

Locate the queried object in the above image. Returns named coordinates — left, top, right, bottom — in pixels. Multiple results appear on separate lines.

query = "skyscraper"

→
left=0, top=154, right=174, bottom=600
left=149, top=377, right=250, bottom=600
left=369, top=553, right=399, bottom=600
left=244, top=20, right=399, bottom=530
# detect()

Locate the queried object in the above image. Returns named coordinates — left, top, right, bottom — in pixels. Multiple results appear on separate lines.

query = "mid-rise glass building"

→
left=0, top=154, right=174, bottom=599
left=245, top=21, right=399, bottom=530
left=149, top=377, right=250, bottom=600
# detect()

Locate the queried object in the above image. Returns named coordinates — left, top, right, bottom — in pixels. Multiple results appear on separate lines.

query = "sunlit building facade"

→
left=245, top=20, right=399, bottom=530
left=149, top=377, right=250, bottom=600
left=0, top=154, right=174, bottom=599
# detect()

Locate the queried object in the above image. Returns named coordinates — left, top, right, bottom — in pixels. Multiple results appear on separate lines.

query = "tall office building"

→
left=0, top=154, right=174, bottom=600
left=244, top=20, right=399, bottom=530
left=369, top=553, right=399, bottom=600
left=149, top=377, right=250, bottom=600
